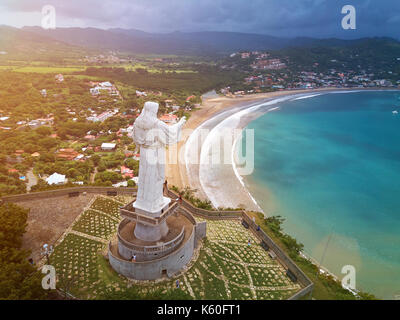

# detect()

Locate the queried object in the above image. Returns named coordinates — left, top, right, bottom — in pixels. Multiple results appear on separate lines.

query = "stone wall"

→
left=241, top=213, right=314, bottom=300
left=194, top=221, right=207, bottom=248
left=167, top=188, right=313, bottom=300
left=1, top=187, right=137, bottom=203
left=109, top=224, right=197, bottom=280
left=5, top=186, right=312, bottom=299
left=167, top=189, right=243, bottom=219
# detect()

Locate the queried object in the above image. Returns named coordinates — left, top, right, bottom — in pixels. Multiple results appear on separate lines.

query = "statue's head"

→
left=132, top=101, right=160, bottom=145
left=143, top=101, right=159, bottom=118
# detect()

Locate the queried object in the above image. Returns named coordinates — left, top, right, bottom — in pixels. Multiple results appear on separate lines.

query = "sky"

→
left=0, top=0, right=399, bottom=39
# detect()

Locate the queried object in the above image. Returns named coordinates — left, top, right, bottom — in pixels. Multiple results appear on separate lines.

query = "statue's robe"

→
left=134, top=119, right=182, bottom=213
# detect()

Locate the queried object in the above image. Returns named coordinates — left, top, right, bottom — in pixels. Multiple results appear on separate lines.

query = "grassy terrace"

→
left=50, top=196, right=301, bottom=300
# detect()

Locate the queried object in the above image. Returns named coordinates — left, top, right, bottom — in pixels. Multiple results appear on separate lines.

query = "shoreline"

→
left=166, top=87, right=397, bottom=210
left=166, top=87, right=400, bottom=299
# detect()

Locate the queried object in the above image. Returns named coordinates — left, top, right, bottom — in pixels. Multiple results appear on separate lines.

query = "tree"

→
left=38, top=137, right=58, bottom=150
left=24, top=143, right=38, bottom=154
left=0, top=203, right=28, bottom=249
left=0, top=203, right=47, bottom=299
left=66, top=168, right=79, bottom=179
left=97, top=163, right=106, bottom=172
left=91, top=154, right=101, bottom=166
left=127, top=180, right=136, bottom=187
left=36, top=126, right=52, bottom=136
left=95, top=171, right=122, bottom=184
left=39, top=152, right=55, bottom=163
left=125, top=158, right=139, bottom=171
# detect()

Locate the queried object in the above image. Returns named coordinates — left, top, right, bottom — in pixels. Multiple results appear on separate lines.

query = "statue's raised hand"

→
left=179, top=116, right=187, bottom=126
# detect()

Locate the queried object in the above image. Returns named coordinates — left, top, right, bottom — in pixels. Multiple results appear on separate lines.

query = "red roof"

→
left=160, top=114, right=178, bottom=123
left=121, top=166, right=133, bottom=174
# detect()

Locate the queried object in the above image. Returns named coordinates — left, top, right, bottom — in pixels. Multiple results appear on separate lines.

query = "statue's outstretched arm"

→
left=158, top=117, right=186, bottom=145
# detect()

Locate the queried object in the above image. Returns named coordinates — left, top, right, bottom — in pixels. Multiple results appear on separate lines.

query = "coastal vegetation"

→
left=171, top=186, right=213, bottom=210
left=247, top=212, right=378, bottom=300
left=170, top=185, right=244, bottom=212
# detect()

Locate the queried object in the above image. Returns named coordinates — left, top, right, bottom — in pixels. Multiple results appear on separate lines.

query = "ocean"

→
left=241, top=91, right=400, bottom=299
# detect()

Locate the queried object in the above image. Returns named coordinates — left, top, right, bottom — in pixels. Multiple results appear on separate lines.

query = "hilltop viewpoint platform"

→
left=108, top=101, right=206, bottom=280
left=108, top=199, right=206, bottom=280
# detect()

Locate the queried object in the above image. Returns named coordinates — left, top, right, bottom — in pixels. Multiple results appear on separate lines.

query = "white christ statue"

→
left=131, top=101, right=186, bottom=215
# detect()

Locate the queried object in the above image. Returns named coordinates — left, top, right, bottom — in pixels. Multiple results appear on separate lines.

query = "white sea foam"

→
left=186, top=89, right=391, bottom=211
left=198, top=96, right=294, bottom=209
left=292, top=93, right=322, bottom=100
left=231, top=127, right=264, bottom=211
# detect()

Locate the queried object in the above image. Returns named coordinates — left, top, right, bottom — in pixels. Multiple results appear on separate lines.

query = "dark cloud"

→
left=1, top=0, right=399, bottom=38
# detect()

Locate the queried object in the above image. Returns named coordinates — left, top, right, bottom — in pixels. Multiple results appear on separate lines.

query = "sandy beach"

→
left=165, top=87, right=388, bottom=211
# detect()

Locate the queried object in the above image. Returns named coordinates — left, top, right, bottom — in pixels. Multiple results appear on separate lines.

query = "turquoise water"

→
left=242, top=91, right=400, bottom=299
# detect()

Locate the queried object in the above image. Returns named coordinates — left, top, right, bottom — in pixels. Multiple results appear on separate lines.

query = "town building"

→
left=121, top=166, right=134, bottom=178
left=46, top=173, right=67, bottom=185
left=84, top=134, right=96, bottom=141
left=160, top=114, right=178, bottom=124
left=56, top=148, right=80, bottom=161
left=55, top=74, right=64, bottom=83
left=101, top=143, right=116, bottom=151
left=136, top=90, right=147, bottom=97
left=90, top=81, right=120, bottom=97
left=86, top=110, right=116, bottom=122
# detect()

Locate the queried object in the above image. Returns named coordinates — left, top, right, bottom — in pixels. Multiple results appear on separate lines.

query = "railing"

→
left=7, top=185, right=312, bottom=299
left=120, top=201, right=179, bottom=226
left=117, top=218, right=185, bottom=254
left=241, top=213, right=314, bottom=300
left=117, top=219, right=145, bottom=252
left=143, top=228, right=185, bottom=253
left=166, top=189, right=243, bottom=219
left=158, top=201, right=179, bottom=221
left=120, top=206, right=158, bottom=226
left=166, top=188, right=313, bottom=300
left=1, top=186, right=137, bottom=203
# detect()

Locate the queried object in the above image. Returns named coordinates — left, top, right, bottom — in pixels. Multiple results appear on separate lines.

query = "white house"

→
left=136, top=90, right=147, bottom=97
left=90, top=87, right=100, bottom=95
left=46, top=173, right=66, bottom=185
left=101, top=143, right=116, bottom=151
left=99, top=81, right=113, bottom=88
left=55, top=74, right=64, bottom=83
left=86, top=111, right=114, bottom=122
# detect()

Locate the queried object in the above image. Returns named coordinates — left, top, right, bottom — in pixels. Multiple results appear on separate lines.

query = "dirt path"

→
left=18, top=194, right=97, bottom=263
left=90, top=167, right=98, bottom=183
left=26, top=169, right=37, bottom=192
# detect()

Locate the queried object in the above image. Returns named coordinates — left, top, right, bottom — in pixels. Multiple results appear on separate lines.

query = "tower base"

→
left=108, top=198, right=206, bottom=280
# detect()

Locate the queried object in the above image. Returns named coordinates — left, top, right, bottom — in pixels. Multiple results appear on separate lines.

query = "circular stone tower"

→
left=108, top=102, right=206, bottom=280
